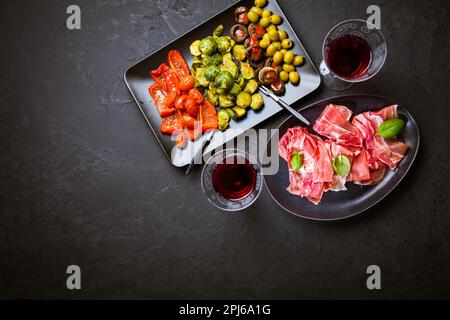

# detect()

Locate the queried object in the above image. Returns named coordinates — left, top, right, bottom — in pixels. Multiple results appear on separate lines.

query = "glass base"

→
left=319, top=61, right=353, bottom=91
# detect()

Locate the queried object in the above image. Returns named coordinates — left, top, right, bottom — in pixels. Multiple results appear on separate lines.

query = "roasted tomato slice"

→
left=185, top=126, right=202, bottom=141
left=185, top=96, right=199, bottom=117
left=182, top=113, right=196, bottom=129
left=189, top=88, right=204, bottom=105
left=164, top=91, right=178, bottom=108
left=179, top=75, right=195, bottom=91
left=199, top=100, right=218, bottom=132
left=167, top=50, right=190, bottom=79
left=175, top=95, right=188, bottom=110
left=150, top=63, right=170, bottom=92
left=160, top=111, right=183, bottom=134
left=149, top=83, right=175, bottom=117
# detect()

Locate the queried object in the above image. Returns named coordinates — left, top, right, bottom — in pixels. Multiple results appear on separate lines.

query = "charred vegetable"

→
left=250, top=93, right=264, bottom=110
left=214, top=71, right=234, bottom=92
left=230, top=24, right=249, bottom=44
left=202, top=53, right=222, bottom=67
left=216, top=36, right=231, bottom=53
left=199, top=36, right=218, bottom=55
left=235, top=6, right=250, bottom=25
left=258, top=67, right=278, bottom=85
left=204, top=65, right=220, bottom=82
left=271, top=79, right=286, bottom=95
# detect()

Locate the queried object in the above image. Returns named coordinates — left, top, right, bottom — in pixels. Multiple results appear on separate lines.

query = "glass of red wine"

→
left=201, top=149, right=263, bottom=212
left=320, top=19, right=387, bottom=91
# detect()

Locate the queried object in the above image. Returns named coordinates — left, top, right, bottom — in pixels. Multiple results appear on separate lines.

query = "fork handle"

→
left=278, top=99, right=311, bottom=126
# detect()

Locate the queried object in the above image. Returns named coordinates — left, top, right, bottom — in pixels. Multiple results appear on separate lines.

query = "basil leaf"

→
left=377, top=118, right=405, bottom=138
left=290, top=151, right=303, bottom=172
left=333, top=155, right=351, bottom=177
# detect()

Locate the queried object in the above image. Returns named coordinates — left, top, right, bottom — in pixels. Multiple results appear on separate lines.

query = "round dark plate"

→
left=263, top=94, right=420, bottom=221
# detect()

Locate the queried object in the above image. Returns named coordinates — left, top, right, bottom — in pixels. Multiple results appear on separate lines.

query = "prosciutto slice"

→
left=279, top=127, right=333, bottom=205
left=279, top=104, right=409, bottom=205
left=313, top=104, right=363, bottom=151
left=352, top=105, right=408, bottom=170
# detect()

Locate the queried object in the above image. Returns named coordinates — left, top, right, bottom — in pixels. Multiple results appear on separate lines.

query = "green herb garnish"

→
left=290, top=151, right=303, bottom=172
left=333, top=155, right=351, bottom=177
left=377, top=118, right=405, bottom=138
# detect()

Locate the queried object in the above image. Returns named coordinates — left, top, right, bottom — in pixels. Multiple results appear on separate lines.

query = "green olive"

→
left=270, top=14, right=282, bottom=25
left=268, top=29, right=279, bottom=42
left=280, top=49, right=287, bottom=55
left=254, top=0, right=267, bottom=8
left=266, top=24, right=277, bottom=33
left=259, top=39, right=270, bottom=49
left=272, top=41, right=282, bottom=51
left=259, top=17, right=271, bottom=28
left=293, top=55, right=305, bottom=67
left=289, top=71, right=300, bottom=85
left=262, top=33, right=270, bottom=43
left=266, top=44, right=277, bottom=57
left=279, top=70, right=289, bottom=82
left=282, top=63, right=295, bottom=73
left=273, top=51, right=284, bottom=64
left=261, top=9, right=272, bottom=18
left=283, top=50, right=294, bottom=64
left=247, top=10, right=259, bottom=23
left=281, top=39, right=293, bottom=49
left=250, top=6, right=263, bottom=16
left=278, top=30, right=288, bottom=41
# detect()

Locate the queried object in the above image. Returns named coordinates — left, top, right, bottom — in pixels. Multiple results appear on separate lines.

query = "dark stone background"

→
left=1, top=0, right=449, bottom=299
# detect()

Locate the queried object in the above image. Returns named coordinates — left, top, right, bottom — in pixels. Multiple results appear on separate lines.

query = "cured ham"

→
left=279, top=127, right=333, bottom=205
left=313, top=104, right=363, bottom=151
left=352, top=105, right=408, bottom=170
left=279, top=104, right=408, bottom=205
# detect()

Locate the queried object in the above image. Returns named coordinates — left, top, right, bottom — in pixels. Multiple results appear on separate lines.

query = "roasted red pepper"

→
left=160, top=111, right=183, bottom=134
left=198, top=100, right=218, bottom=132
left=149, top=83, right=175, bottom=117
left=167, top=50, right=190, bottom=79
left=150, top=63, right=170, bottom=92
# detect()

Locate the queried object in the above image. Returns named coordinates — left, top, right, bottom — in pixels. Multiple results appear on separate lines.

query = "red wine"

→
left=212, top=156, right=257, bottom=201
left=325, top=35, right=372, bottom=80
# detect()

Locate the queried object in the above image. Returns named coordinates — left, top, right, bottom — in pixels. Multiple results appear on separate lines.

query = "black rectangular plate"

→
left=124, top=0, right=321, bottom=167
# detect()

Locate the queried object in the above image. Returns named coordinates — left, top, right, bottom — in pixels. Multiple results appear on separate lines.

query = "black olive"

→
left=230, top=24, right=248, bottom=44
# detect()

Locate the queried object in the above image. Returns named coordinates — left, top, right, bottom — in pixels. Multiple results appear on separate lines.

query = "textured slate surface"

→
left=0, top=0, right=449, bottom=299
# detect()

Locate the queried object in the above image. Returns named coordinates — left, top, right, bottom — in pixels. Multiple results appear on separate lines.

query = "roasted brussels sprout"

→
left=199, top=36, right=218, bottom=55
left=230, top=24, right=249, bottom=44
left=235, top=6, right=250, bottom=25
left=214, top=71, right=234, bottom=92
left=204, top=65, right=220, bottom=82
left=229, top=83, right=242, bottom=96
left=244, top=79, right=259, bottom=94
left=213, top=24, right=224, bottom=37
left=271, top=79, right=286, bottom=95
left=236, top=92, right=252, bottom=108
left=232, top=45, right=246, bottom=61
left=250, top=93, right=264, bottom=110
left=205, top=89, right=219, bottom=106
left=202, top=53, right=222, bottom=67
left=232, top=106, right=247, bottom=118
left=258, top=67, right=278, bottom=85
left=190, top=40, right=201, bottom=56
left=240, top=62, right=254, bottom=80
left=219, top=94, right=235, bottom=108
left=195, top=67, right=210, bottom=87
left=216, top=36, right=231, bottom=53
left=225, top=108, right=237, bottom=120
left=217, top=109, right=230, bottom=131
left=221, top=58, right=239, bottom=79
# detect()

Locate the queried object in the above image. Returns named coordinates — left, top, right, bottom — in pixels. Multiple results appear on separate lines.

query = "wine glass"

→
left=319, top=19, right=387, bottom=91
left=201, top=149, right=263, bottom=212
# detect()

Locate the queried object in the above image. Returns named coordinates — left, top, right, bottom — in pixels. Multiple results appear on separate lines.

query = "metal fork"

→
left=259, top=86, right=310, bottom=126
